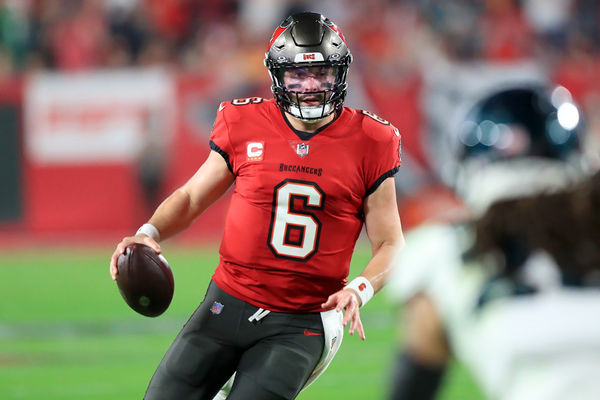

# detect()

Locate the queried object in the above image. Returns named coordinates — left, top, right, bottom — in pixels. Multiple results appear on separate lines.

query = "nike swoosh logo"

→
left=218, top=103, right=226, bottom=112
left=304, top=329, right=323, bottom=336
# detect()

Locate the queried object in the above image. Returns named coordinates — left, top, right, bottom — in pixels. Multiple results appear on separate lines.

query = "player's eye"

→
left=318, top=67, right=331, bottom=76
left=290, top=68, right=309, bottom=78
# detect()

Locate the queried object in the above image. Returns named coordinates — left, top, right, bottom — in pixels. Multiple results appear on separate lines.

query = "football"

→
left=116, top=243, right=174, bottom=317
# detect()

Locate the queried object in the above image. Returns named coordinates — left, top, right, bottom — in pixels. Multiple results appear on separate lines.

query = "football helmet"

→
left=450, top=84, right=586, bottom=214
left=264, top=12, right=352, bottom=121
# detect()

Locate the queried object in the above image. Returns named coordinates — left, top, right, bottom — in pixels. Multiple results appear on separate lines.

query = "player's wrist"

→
left=136, top=223, right=160, bottom=242
left=346, top=276, right=374, bottom=307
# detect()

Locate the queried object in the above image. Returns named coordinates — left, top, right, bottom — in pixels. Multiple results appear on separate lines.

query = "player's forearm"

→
left=361, top=236, right=404, bottom=293
left=345, top=236, right=402, bottom=308
left=147, top=188, right=202, bottom=241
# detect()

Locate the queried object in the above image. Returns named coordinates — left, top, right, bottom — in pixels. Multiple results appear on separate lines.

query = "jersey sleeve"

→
left=209, top=102, right=235, bottom=174
left=364, top=123, right=402, bottom=196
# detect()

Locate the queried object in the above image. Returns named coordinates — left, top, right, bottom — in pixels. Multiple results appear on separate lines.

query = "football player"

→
left=109, top=12, right=404, bottom=400
left=387, top=85, right=600, bottom=400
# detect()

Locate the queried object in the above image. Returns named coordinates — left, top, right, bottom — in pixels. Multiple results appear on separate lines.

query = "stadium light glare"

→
left=551, top=86, right=573, bottom=108
left=557, top=102, right=579, bottom=130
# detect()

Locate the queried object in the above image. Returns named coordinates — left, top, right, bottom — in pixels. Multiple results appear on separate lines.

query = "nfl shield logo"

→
left=210, top=301, right=224, bottom=315
left=296, top=143, right=309, bottom=157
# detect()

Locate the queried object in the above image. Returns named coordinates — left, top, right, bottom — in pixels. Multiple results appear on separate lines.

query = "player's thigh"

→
left=145, top=284, right=241, bottom=399
left=230, top=333, right=324, bottom=400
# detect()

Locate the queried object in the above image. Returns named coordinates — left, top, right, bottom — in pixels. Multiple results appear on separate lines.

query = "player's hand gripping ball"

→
left=116, top=243, right=174, bottom=317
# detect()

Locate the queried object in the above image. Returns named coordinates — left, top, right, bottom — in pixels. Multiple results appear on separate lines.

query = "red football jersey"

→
left=209, top=98, right=401, bottom=312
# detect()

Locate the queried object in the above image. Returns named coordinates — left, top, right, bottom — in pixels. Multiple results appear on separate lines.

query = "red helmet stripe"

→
left=327, top=23, right=347, bottom=45
left=268, top=25, right=287, bottom=51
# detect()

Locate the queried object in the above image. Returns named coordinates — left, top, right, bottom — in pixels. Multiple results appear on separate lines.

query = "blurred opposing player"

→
left=387, top=85, right=600, bottom=400
left=109, top=12, right=403, bottom=400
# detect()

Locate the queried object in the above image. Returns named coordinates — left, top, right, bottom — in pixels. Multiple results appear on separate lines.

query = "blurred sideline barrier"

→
left=0, top=68, right=234, bottom=246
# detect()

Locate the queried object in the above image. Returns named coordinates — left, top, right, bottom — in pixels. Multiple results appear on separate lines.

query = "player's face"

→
left=283, top=66, right=336, bottom=106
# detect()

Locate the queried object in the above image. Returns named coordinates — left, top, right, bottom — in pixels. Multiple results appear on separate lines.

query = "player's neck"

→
left=285, top=112, right=336, bottom=133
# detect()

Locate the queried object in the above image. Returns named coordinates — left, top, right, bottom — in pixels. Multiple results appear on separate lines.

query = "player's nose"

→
left=302, top=76, right=322, bottom=92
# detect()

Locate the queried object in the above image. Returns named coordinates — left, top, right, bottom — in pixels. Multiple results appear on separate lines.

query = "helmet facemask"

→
left=268, top=63, right=349, bottom=121
left=264, top=12, right=352, bottom=122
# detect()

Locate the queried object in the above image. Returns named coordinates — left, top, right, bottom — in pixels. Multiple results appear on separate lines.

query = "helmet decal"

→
left=294, top=52, right=325, bottom=62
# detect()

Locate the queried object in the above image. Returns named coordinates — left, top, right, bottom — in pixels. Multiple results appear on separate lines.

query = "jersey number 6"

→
left=268, top=179, right=325, bottom=261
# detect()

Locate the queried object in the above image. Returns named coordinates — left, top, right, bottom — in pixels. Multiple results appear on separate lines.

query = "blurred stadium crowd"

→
left=1, top=0, right=599, bottom=97
left=1, top=2, right=598, bottom=122
left=9, top=0, right=599, bottom=161
left=1, top=1, right=598, bottom=85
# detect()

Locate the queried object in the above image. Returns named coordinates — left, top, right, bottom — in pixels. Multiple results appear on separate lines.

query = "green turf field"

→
left=0, top=243, right=484, bottom=399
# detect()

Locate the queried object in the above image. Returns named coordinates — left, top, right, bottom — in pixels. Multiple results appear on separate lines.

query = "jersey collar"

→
left=279, top=108, right=343, bottom=141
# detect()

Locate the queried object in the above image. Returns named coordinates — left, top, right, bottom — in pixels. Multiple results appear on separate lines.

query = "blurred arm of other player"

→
left=110, top=151, right=234, bottom=280
left=321, top=176, right=404, bottom=340
left=387, top=225, right=455, bottom=400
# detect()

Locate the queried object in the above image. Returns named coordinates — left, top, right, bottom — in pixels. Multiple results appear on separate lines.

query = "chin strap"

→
left=288, top=103, right=333, bottom=120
